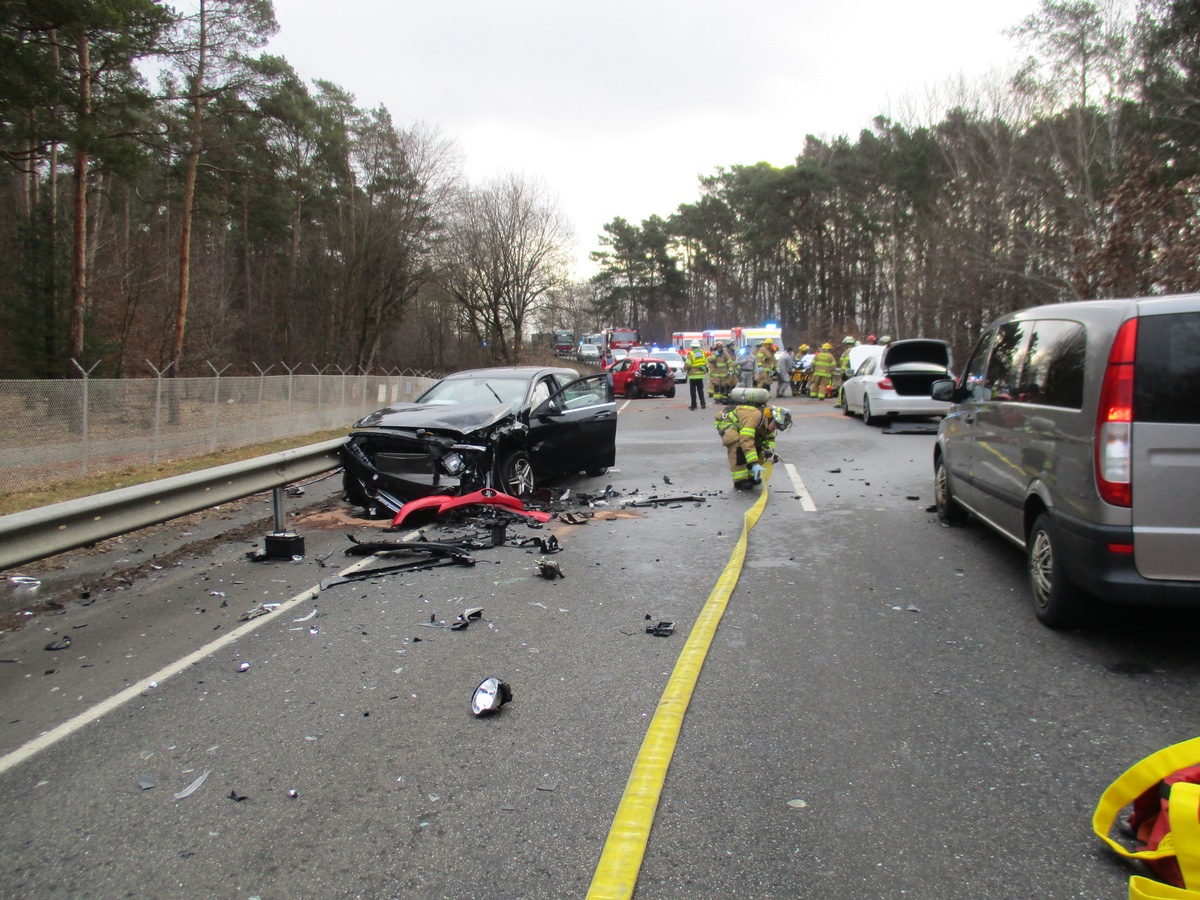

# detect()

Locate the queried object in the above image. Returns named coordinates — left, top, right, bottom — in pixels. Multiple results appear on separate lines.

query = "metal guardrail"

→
left=0, top=438, right=347, bottom=572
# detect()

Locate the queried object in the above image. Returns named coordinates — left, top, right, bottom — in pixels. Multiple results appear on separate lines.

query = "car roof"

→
left=444, top=366, right=579, bottom=380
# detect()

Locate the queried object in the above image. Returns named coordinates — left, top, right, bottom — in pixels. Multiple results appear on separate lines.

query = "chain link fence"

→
left=0, top=370, right=438, bottom=495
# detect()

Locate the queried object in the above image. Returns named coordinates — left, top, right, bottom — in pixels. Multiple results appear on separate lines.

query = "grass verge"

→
left=0, top=428, right=349, bottom=517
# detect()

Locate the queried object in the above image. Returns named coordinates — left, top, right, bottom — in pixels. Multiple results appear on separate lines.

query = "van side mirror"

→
left=931, top=379, right=963, bottom=403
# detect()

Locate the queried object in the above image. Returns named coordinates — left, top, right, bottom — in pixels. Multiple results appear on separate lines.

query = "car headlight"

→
left=440, top=451, right=466, bottom=476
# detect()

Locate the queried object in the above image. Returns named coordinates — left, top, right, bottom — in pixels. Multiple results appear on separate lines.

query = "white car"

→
left=654, top=349, right=687, bottom=382
left=579, top=344, right=601, bottom=360
left=842, top=339, right=953, bottom=425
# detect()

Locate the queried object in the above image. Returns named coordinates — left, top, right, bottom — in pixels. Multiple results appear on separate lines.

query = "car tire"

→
left=934, top=455, right=967, bottom=525
left=585, top=467, right=608, bottom=477
left=862, top=395, right=878, bottom=426
left=842, top=393, right=853, bottom=416
left=665, top=386, right=676, bottom=399
left=498, top=450, right=536, bottom=497
left=1027, top=512, right=1085, bottom=628
left=627, top=383, right=640, bottom=399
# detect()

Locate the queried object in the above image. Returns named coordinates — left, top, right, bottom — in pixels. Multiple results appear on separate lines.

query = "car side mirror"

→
left=534, top=400, right=562, bottom=418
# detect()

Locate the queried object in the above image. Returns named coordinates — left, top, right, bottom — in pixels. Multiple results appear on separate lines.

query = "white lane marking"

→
left=785, top=463, right=817, bottom=511
left=0, top=553, right=382, bottom=778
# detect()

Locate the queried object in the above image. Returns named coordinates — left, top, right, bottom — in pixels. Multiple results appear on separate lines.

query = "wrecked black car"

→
left=342, top=367, right=617, bottom=516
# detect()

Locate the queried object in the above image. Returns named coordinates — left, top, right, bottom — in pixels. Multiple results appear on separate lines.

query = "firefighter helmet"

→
left=769, top=406, right=793, bottom=431
left=821, top=342, right=832, bottom=350
left=843, top=335, right=855, bottom=344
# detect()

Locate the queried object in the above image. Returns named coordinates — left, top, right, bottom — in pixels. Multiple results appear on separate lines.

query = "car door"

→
left=965, top=320, right=1033, bottom=541
left=844, top=356, right=876, bottom=413
left=528, top=373, right=617, bottom=476
left=938, top=329, right=996, bottom=513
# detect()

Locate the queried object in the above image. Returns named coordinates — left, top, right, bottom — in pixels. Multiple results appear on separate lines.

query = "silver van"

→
left=931, top=294, right=1200, bottom=627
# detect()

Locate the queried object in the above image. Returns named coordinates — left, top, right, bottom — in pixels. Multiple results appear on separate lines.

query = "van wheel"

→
left=862, top=396, right=878, bottom=426
left=934, top=456, right=967, bottom=525
left=498, top=450, right=536, bottom=497
left=1027, top=513, right=1084, bottom=628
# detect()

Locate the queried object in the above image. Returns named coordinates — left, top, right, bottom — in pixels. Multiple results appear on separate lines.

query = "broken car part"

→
left=319, top=553, right=476, bottom=591
left=645, top=619, right=676, bottom=637
left=471, top=677, right=513, bottom=716
left=535, top=559, right=564, bottom=580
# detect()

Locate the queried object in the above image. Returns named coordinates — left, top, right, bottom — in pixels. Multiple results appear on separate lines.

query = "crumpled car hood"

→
left=354, top=402, right=514, bottom=434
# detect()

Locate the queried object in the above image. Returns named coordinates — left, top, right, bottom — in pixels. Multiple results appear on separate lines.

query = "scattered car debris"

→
left=137, top=776, right=156, bottom=791
left=293, top=608, right=318, bottom=623
left=238, top=661, right=251, bottom=672
left=287, top=788, right=299, bottom=799
left=471, top=677, right=513, bottom=716
left=239, top=603, right=280, bottom=621
left=319, top=551, right=476, bottom=591
left=228, top=790, right=248, bottom=802
left=418, top=607, right=484, bottom=630
left=285, top=485, right=305, bottom=497
left=343, top=535, right=484, bottom=556
left=625, top=494, right=708, bottom=507
left=645, top=618, right=675, bottom=637
left=174, top=768, right=212, bottom=800
left=44, top=636, right=71, bottom=651
left=517, top=535, right=561, bottom=553
left=6, top=575, right=40, bottom=591
left=535, top=559, right=564, bottom=580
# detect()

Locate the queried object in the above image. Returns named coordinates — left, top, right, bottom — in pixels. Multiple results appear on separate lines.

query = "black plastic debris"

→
left=229, top=789, right=248, bottom=802
left=471, top=677, right=513, bottom=716
left=320, top=552, right=476, bottom=590
left=44, top=636, right=71, bottom=651
left=535, top=559, right=564, bottom=580
left=645, top=619, right=675, bottom=637
left=518, top=535, right=561, bottom=553
left=663, top=475, right=672, bottom=485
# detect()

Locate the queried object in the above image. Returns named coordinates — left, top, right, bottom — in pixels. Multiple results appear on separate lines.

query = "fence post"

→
left=70, top=359, right=101, bottom=475
left=312, top=364, right=327, bottom=412
left=146, top=360, right=175, bottom=465
left=335, top=365, right=348, bottom=414
left=281, top=362, right=300, bottom=421
left=253, top=362, right=274, bottom=425
left=206, top=361, right=231, bottom=453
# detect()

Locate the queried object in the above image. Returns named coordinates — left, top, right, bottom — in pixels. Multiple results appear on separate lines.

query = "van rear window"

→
left=1136, top=312, right=1200, bottom=424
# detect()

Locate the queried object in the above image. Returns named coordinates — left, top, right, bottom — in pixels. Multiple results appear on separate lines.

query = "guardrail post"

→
left=70, top=359, right=101, bottom=475
left=206, top=361, right=231, bottom=453
left=146, top=359, right=175, bottom=465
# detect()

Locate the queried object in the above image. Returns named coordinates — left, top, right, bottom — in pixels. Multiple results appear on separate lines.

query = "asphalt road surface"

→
left=1, top=392, right=1197, bottom=899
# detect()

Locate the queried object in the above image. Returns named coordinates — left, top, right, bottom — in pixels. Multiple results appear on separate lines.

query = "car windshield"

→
left=657, top=350, right=683, bottom=364
left=418, top=376, right=530, bottom=408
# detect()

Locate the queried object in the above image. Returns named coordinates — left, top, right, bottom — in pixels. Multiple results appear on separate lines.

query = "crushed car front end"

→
left=341, top=404, right=518, bottom=516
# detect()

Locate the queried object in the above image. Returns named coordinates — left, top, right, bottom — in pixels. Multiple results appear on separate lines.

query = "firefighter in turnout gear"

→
left=754, top=341, right=778, bottom=390
left=810, top=342, right=836, bottom=399
left=707, top=341, right=735, bottom=402
left=715, top=400, right=793, bottom=489
left=685, top=340, right=708, bottom=409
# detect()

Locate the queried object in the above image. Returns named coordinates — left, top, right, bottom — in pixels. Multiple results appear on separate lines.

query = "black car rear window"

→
left=1136, top=312, right=1200, bottom=424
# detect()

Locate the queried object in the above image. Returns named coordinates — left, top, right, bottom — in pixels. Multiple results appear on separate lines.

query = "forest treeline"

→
left=1, top=0, right=1198, bottom=378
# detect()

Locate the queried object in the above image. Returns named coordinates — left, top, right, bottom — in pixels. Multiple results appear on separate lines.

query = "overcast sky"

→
left=266, top=1, right=1041, bottom=274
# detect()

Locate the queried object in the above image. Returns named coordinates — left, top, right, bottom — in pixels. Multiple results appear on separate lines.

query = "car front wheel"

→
left=1027, top=513, right=1084, bottom=628
left=627, top=383, right=640, bottom=399
left=498, top=450, right=536, bottom=497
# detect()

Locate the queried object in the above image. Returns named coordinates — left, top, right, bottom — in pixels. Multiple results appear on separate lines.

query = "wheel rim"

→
left=935, top=464, right=948, bottom=512
left=508, top=457, right=535, bottom=495
left=863, top=397, right=870, bottom=419
left=1029, top=528, right=1054, bottom=610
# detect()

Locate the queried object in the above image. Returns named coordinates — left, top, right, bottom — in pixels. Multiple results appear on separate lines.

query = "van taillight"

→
left=1094, top=318, right=1137, bottom=507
